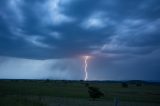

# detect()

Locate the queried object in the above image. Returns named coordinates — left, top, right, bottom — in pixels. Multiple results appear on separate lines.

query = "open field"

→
left=0, top=80, right=160, bottom=106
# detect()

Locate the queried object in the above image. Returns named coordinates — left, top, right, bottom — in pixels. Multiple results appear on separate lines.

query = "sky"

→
left=0, top=0, right=160, bottom=81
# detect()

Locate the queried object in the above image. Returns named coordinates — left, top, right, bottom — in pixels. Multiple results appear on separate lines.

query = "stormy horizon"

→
left=0, top=0, right=160, bottom=81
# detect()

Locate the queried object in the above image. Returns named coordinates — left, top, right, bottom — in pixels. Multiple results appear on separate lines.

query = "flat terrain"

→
left=0, top=80, right=160, bottom=106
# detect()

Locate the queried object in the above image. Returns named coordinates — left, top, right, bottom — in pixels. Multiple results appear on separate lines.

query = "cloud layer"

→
left=0, top=0, right=160, bottom=80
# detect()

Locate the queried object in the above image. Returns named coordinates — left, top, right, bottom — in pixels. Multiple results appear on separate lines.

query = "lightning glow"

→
left=84, top=56, right=90, bottom=81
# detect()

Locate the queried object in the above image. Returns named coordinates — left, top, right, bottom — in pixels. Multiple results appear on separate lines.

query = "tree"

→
left=87, top=86, right=104, bottom=100
left=136, top=83, right=142, bottom=87
left=122, top=82, right=128, bottom=88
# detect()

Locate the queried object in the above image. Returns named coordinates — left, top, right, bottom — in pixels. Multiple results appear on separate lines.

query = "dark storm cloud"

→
left=0, top=0, right=160, bottom=60
left=0, top=0, right=160, bottom=80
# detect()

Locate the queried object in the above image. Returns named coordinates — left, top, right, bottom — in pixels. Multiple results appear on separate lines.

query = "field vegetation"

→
left=0, top=80, right=160, bottom=106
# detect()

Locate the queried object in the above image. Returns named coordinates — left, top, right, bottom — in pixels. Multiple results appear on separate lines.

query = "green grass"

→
left=0, top=95, right=46, bottom=106
left=0, top=80, right=160, bottom=106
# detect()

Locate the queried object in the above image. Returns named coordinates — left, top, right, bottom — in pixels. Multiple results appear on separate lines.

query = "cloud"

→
left=0, top=0, right=160, bottom=80
left=49, top=31, right=62, bottom=39
left=41, top=0, right=75, bottom=25
left=25, top=35, right=52, bottom=48
left=112, top=18, right=160, bottom=47
left=0, top=0, right=160, bottom=59
left=81, top=12, right=109, bottom=29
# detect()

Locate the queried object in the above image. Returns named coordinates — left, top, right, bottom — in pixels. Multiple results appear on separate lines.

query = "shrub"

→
left=122, top=82, right=128, bottom=88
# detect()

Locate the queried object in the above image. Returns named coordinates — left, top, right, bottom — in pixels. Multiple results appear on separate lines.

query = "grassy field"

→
left=0, top=80, right=160, bottom=106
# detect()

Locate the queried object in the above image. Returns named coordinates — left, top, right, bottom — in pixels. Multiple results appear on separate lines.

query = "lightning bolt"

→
left=84, top=56, right=90, bottom=81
